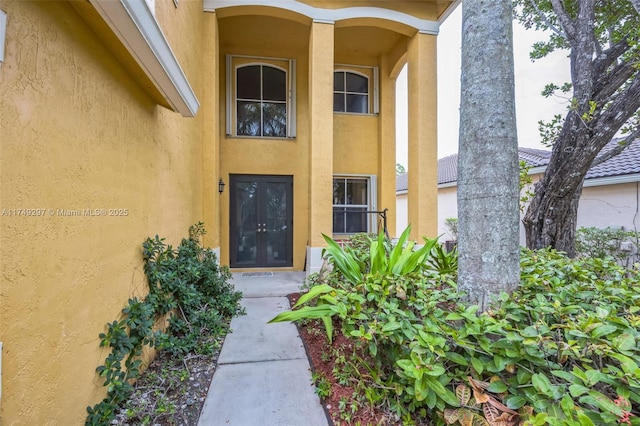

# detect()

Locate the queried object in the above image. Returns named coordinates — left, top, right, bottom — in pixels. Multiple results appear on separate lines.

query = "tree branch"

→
left=592, top=73, right=640, bottom=145
left=526, top=0, right=566, bottom=37
left=549, top=0, right=577, bottom=39
left=594, top=61, right=637, bottom=104
left=592, top=128, right=640, bottom=166
left=631, top=0, right=640, bottom=15
left=593, top=36, right=630, bottom=77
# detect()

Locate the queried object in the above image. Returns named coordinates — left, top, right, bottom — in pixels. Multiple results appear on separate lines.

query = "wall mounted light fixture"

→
left=218, top=178, right=225, bottom=194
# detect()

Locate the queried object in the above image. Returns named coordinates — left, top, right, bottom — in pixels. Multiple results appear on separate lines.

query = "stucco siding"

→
left=437, top=186, right=457, bottom=240
left=396, top=193, right=408, bottom=236
left=0, top=1, right=205, bottom=423
left=578, top=182, right=640, bottom=231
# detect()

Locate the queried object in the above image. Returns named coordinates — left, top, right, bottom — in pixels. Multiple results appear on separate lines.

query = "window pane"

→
left=345, top=208, right=367, bottom=233
left=333, top=93, right=345, bottom=112
left=347, top=179, right=368, bottom=205
left=333, top=179, right=345, bottom=204
left=346, top=94, right=368, bottom=113
left=262, top=103, right=287, bottom=137
left=333, top=72, right=345, bottom=91
left=333, top=208, right=346, bottom=233
left=346, top=73, right=368, bottom=93
left=237, top=101, right=261, bottom=136
left=263, top=67, right=287, bottom=102
left=237, top=66, right=261, bottom=100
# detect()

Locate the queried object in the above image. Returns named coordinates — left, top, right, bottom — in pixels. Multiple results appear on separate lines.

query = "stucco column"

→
left=407, top=32, right=438, bottom=240
left=202, top=11, right=221, bottom=259
left=379, top=55, right=397, bottom=238
left=306, top=21, right=334, bottom=274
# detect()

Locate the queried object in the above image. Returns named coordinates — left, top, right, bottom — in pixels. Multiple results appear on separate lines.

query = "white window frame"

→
left=333, top=64, right=379, bottom=115
left=226, top=54, right=296, bottom=138
left=332, top=175, right=377, bottom=235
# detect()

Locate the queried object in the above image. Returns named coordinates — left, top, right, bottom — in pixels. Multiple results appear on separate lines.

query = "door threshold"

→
left=240, top=271, right=274, bottom=277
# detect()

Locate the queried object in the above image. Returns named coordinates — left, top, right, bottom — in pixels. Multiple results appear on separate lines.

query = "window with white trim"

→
left=333, top=65, right=378, bottom=114
left=226, top=55, right=296, bottom=138
left=332, top=176, right=376, bottom=234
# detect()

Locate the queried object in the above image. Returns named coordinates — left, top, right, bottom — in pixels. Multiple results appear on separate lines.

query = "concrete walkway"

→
left=197, top=272, right=330, bottom=426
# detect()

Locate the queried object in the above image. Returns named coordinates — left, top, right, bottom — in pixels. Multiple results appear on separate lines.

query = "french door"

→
left=229, top=175, right=293, bottom=268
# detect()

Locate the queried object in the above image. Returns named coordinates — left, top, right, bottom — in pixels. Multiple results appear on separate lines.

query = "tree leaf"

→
left=456, top=384, right=471, bottom=406
left=487, top=381, right=508, bottom=394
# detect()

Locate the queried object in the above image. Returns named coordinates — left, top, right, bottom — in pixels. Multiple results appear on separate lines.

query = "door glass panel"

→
left=265, top=181, right=288, bottom=264
left=234, top=181, right=258, bottom=263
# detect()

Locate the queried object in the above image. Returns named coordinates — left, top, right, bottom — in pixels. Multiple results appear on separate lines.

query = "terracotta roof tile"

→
left=586, top=138, right=640, bottom=179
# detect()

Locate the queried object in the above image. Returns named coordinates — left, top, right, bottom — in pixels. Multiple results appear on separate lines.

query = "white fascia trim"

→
left=528, top=165, right=547, bottom=175
left=438, top=181, right=457, bottom=189
left=203, top=0, right=440, bottom=35
left=90, top=0, right=200, bottom=117
left=438, top=0, right=461, bottom=24
left=584, top=173, right=640, bottom=187
left=434, top=172, right=640, bottom=190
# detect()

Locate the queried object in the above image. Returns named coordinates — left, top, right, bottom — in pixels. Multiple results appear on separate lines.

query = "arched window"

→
left=236, top=64, right=287, bottom=137
left=333, top=71, right=369, bottom=114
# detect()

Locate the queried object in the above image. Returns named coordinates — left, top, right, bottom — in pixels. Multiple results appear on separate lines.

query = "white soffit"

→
left=89, top=0, right=200, bottom=117
left=203, top=0, right=440, bottom=35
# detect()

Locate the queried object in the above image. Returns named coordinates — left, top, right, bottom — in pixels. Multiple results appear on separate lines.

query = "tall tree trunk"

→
left=457, top=0, right=520, bottom=311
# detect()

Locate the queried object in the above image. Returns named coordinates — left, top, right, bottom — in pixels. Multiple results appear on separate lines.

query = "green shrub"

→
left=273, top=228, right=640, bottom=425
left=575, top=226, right=639, bottom=268
left=87, top=223, right=244, bottom=425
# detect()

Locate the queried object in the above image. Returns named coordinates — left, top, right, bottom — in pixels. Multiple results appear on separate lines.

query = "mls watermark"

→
left=1, top=208, right=129, bottom=217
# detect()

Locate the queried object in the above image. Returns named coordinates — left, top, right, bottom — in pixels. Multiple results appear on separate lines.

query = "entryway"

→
left=229, top=175, right=293, bottom=268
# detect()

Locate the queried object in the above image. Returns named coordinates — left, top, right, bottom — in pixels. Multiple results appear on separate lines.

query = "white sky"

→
left=396, top=6, right=572, bottom=167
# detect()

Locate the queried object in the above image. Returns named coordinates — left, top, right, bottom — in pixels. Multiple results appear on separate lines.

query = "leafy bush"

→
left=575, top=226, right=639, bottom=268
left=273, top=228, right=640, bottom=425
left=445, top=218, right=458, bottom=241
left=87, top=223, right=244, bottom=425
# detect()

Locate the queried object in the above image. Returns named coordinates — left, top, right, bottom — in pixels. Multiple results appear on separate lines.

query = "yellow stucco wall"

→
left=0, top=0, right=205, bottom=423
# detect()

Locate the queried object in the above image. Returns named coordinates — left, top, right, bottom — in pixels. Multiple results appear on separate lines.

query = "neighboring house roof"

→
left=586, top=139, right=640, bottom=179
left=396, top=138, right=640, bottom=192
left=518, top=148, right=552, bottom=168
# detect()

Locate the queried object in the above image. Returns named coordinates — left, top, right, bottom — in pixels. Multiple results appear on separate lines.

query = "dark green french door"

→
left=229, top=175, right=293, bottom=268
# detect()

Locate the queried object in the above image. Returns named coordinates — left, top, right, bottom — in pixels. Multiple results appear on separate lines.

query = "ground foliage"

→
left=86, top=223, right=244, bottom=425
left=274, top=230, right=640, bottom=425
